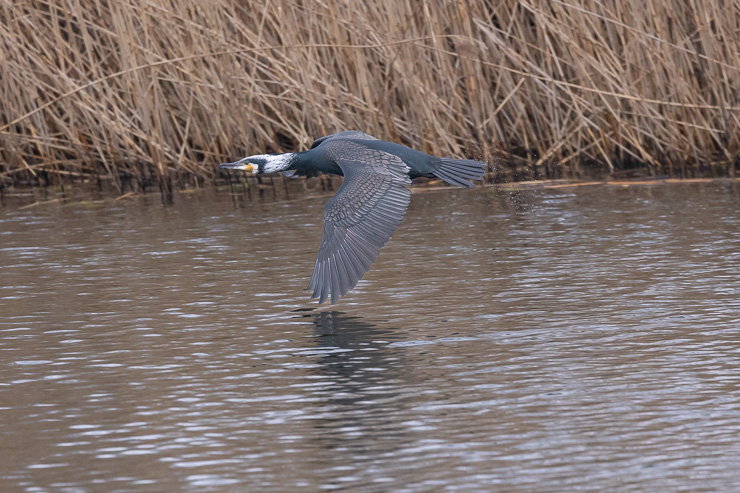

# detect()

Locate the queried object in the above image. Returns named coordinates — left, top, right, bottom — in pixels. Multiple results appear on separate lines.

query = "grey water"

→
left=1, top=182, right=738, bottom=492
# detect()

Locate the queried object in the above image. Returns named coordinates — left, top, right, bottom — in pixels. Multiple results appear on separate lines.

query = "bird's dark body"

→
left=290, top=138, right=439, bottom=178
left=220, top=130, right=486, bottom=304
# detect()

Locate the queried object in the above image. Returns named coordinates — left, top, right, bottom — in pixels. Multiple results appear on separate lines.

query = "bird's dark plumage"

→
left=220, top=131, right=486, bottom=304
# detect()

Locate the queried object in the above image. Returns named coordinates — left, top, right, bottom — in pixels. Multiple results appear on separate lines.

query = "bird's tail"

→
left=433, top=158, right=487, bottom=188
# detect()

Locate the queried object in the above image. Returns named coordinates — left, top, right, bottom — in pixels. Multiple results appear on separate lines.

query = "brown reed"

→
left=1, top=0, right=739, bottom=192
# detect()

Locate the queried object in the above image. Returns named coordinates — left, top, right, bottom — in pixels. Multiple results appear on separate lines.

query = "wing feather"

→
left=307, top=152, right=411, bottom=303
left=339, top=243, right=363, bottom=282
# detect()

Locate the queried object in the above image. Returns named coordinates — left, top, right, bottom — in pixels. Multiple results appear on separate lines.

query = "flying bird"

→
left=220, top=131, right=485, bottom=304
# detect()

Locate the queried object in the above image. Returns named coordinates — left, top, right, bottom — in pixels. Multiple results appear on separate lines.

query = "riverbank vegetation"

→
left=2, top=0, right=739, bottom=196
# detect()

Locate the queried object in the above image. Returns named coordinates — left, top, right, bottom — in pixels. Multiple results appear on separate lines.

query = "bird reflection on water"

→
left=302, top=310, right=407, bottom=384
left=297, top=311, right=414, bottom=465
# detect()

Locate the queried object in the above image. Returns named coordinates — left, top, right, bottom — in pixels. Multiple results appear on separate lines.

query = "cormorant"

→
left=220, top=131, right=485, bottom=304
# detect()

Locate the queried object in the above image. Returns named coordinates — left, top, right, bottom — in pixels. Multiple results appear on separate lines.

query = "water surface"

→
left=1, top=182, right=739, bottom=491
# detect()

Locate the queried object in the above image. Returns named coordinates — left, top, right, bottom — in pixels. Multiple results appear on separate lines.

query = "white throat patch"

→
left=260, top=154, right=294, bottom=173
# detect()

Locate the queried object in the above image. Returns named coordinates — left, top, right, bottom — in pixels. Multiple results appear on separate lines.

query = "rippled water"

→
left=1, top=182, right=738, bottom=491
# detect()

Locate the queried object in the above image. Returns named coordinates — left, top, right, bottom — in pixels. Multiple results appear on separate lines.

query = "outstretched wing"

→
left=307, top=152, right=411, bottom=304
left=309, top=131, right=378, bottom=149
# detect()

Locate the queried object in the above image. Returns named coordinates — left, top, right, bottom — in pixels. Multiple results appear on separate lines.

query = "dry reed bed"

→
left=1, top=0, right=739, bottom=194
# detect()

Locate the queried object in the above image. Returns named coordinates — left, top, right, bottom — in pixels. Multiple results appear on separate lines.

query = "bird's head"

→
left=219, top=153, right=294, bottom=174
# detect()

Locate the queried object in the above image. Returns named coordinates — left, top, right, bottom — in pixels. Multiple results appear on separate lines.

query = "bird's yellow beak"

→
left=219, top=160, right=256, bottom=173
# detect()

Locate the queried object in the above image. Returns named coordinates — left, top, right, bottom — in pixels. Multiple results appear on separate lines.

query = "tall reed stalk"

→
left=1, top=0, right=739, bottom=191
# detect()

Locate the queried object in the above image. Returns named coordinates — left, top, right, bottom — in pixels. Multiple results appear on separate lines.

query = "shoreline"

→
left=3, top=175, right=737, bottom=212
